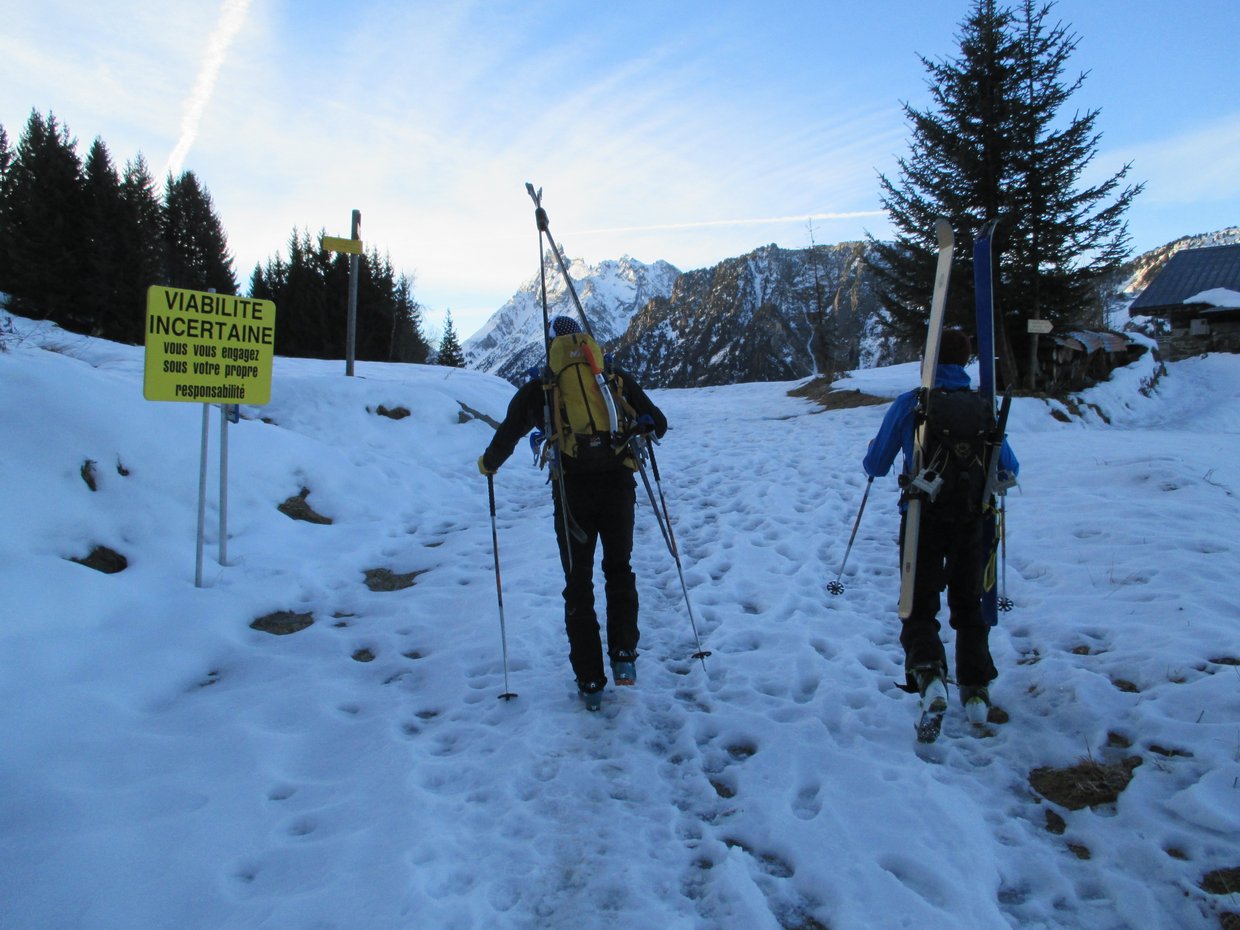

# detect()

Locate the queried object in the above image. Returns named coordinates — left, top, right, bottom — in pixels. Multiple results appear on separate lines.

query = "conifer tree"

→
left=117, top=155, right=167, bottom=343
left=0, top=125, right=10, bottom=190
left=82, top=138, right=127, bottom=336
left=436, top=310, right=465, bottom=367
left=867, top=0, right=1141, bottom=387
left=252, top=228, right=429, bottom=362
left=162, top=170, right=238, bottom=294
left=0, top=111, right=88, bottom=329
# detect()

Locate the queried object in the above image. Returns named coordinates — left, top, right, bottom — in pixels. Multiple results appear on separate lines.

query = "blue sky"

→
left=2, top=0, right=1237, bottom=339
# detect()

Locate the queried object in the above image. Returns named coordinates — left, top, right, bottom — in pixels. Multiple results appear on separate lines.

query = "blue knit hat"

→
left=549, top=316, right=582, bottom=337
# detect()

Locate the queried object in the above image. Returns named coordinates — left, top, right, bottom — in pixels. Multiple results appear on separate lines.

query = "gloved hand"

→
left=478, top=454, right=496, bottom=476
left=637, top=414, right=656, bottom=434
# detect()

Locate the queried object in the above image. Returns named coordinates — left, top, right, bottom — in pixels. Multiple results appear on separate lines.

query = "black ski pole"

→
left=998, top=494, right=1014, bottom=612
left=525, top=182, right=594, bottom=337
left=525, top=182, right=586, bottom=554
left=487, top=474, right=517, bottom=700
left=827, top=476, right=873, bottom=595
left=635, top=436, right=711, bottom=671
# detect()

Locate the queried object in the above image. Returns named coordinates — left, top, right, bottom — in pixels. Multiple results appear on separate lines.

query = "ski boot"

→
left=960, top=684, right=991, bottom=726
left=577, top=679, right=605, bottom=712
left=610, top=651, right=637, bottom=686
left=912, top=667, right=949, bottom=743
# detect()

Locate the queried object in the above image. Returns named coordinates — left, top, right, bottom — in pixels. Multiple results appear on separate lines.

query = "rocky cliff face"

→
left=610, top=242, right=894, bottom=388
left=465, top=228, right=1231, bottom=389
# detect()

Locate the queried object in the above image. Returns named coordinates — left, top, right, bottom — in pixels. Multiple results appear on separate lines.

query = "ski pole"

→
left=827, top=476, right=873, bottom=595
left=526, top=182, right=586, bottom=556
left=998, top=494, right=1014, bottom=612
left=525, top=182, right=594, bottom=338
left=487, top=474, right=517, bottom=700
left=634, top=436, right=711, bottom=672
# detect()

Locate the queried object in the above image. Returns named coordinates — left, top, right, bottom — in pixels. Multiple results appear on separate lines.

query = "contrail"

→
left=569, top=210, right=884, bottom=236
left=163, top=0, right=252, bottom=180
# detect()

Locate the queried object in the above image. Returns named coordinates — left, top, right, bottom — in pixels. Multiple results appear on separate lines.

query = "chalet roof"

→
left=1130, top=243, right=1240, bottom=316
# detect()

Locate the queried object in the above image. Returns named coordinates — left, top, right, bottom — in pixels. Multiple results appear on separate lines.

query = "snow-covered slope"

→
left=3, top=315, right=1239, bottom=929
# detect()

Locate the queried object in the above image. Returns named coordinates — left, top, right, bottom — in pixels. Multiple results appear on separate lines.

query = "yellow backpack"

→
left=546, top=332, right=636, bottom=472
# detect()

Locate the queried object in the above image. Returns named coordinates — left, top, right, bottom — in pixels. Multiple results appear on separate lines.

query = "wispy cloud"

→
left=569, top=211, right=886, bottom=237
left=162, top=0, right=252, bottom=179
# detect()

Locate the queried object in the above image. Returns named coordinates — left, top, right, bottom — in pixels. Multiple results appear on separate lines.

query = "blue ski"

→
left=972, top=221, right=1006, bottom=626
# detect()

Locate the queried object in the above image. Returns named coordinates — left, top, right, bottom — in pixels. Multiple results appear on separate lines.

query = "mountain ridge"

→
left=465, top=227, right=1240, bottom=388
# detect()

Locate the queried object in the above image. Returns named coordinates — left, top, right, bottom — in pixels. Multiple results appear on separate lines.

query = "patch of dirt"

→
left=1029, top=756, right=1142, bottom=810
left=278, top=488, right=332, bottom=524
left=1202, top=867, right=1240, bottom=896
left=787, top=377, right=888, bottom=411
left=70, top=545, right=128, bottom=574
left=250, top=610, right=314, bottom=635
left=81, top=459, right=98, bottom=491
left=352, top=648, right=375, bottom=663
left=374, top=404, right=410, bottom=420
left=364, top=567, right=428, bottom=592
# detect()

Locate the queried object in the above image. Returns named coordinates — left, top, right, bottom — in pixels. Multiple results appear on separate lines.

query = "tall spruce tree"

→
left=117, top=155, right=167, bottom=343
left=0, top=111, right=88, bottom=330
left=0, top=125, right=11, bottom=192
left=82, top=138, right=127, bottom=336
left=162, top=170, right=238, bottom=294
left=436, top=310, right=464, bottom=367
left=251, top=228, right=429, bottom=362
left=867, top=0, right=1141, bottom=388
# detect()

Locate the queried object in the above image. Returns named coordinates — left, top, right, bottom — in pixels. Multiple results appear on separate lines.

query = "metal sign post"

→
left=323, top=212, right=364, bottom=377
left=143, top=285, right=277, bottom=585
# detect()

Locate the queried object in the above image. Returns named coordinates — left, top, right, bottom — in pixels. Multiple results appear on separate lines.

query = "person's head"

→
left=939, top=328, right=972, bottom=366
left=549, top=316, right=582, bottom=338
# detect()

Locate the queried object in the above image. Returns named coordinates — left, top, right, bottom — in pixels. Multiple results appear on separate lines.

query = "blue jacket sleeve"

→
left=999, top=440, right=1019, bottom=478
left=862, top=390, right=917, bottom=478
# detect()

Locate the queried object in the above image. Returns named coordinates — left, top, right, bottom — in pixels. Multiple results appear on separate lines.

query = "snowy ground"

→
left=2, top=314, right=1238, bottom=930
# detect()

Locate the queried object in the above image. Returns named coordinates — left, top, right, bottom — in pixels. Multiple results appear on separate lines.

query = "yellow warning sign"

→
left=143, top=286, right=277, bottom=405
left=321, top=235, right=363, bottom=255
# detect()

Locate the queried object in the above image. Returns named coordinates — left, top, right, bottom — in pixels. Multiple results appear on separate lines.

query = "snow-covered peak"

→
left=462, top=253, right=679, bottom=382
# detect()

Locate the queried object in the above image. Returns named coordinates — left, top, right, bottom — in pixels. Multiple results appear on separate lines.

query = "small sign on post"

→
left=1027, top=318, right=1054, bottom=335
left=321, top=235, right=363, bottom=255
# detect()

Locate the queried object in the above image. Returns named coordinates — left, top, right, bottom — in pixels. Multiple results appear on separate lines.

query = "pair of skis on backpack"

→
left=899, top=219, right=1013, bottom=630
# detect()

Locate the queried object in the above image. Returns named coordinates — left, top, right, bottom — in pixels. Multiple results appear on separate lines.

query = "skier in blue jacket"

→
left=862, top=328, right=1018, bottom=723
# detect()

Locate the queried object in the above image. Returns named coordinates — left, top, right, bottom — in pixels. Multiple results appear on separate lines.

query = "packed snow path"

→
left=2, top=319, right=1239, bottom=929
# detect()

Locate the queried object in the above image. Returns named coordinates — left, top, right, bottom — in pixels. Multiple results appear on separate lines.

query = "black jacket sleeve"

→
left=481, top=379, right=545, bottom=472
left=618, top=368, right=668, bottom=439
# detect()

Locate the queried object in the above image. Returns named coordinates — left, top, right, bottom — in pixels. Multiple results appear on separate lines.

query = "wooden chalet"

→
left=1129, top=243, right=1240, bottom=358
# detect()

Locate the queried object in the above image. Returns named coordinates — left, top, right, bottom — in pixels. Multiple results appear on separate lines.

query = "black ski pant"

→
left=552, top=469, right=640, bottom=686
left=899, top=510, right=997, bottom=689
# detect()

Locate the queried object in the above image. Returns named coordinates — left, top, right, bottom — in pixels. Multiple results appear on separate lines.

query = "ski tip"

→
left=934, top=217, right=954, bottom=246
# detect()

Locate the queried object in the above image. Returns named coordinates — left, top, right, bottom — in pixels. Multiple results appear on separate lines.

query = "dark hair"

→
left=939, top=328, right=972, bottom=366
